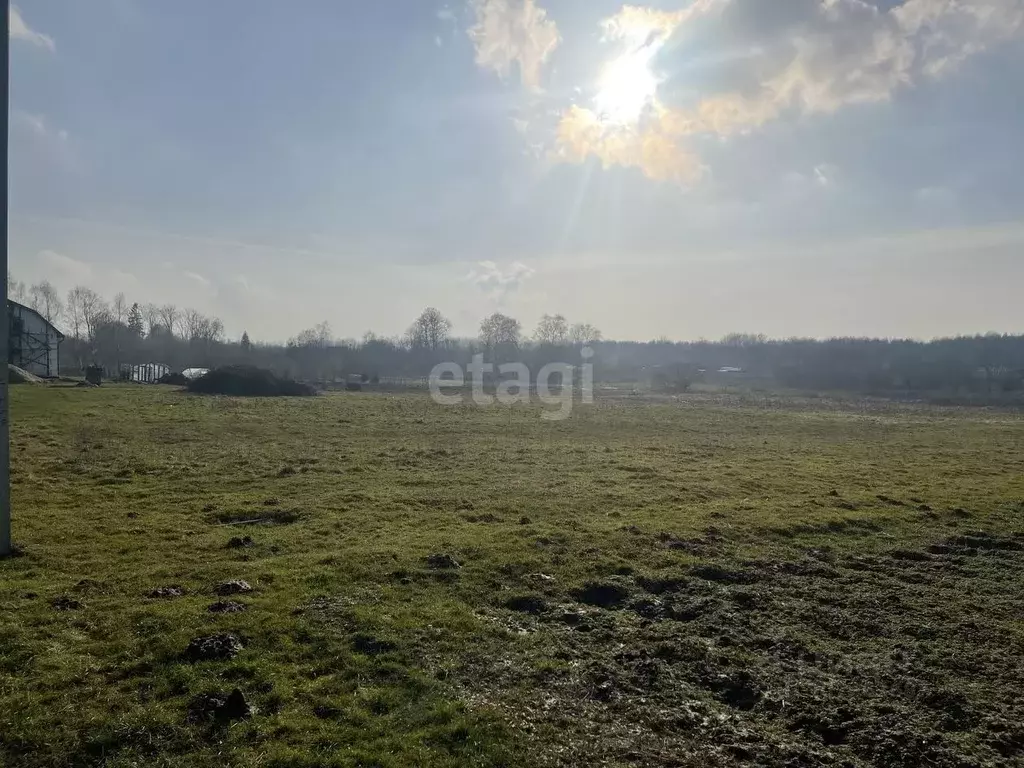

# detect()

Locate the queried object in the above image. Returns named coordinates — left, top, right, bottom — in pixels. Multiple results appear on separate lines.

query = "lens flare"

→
left=593, top=49, right=659, bottom=125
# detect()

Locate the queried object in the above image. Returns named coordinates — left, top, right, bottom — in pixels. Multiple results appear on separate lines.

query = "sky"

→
left=8, top=0, right=1024, bottom=342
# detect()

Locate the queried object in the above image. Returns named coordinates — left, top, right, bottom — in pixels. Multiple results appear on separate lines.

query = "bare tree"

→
left=81, top=288, right=108, bottom=341
left=181, top=308, right=205, bottom=341
left=721, top=333, right=767, bottom=347
left=158, top=304, right=180, bottom=338
left=569, top=322, right=603, bottom=345
left=534, top=314, right=569, bottom=345
left=8, top=272, right=27, bottom=302
left=194, top=315, right=224, bottom=344
left=287, top=322, right=334, bottom=381
left=205, top=317, right=225, bottom=343
left=29, top=280, right=63, bottom=325
left=141, top=303, right=161, bottom=337
left=407, top=307, right=452, bottom=350
left=65, top=287, right=87, bottom=339
left=111, top=293, right=129, bottom=325
left=105, top=293, right=130, bottom=370
left=291, top=321, right=332, bottom=349
left=480, top=312, right=521, bottom=350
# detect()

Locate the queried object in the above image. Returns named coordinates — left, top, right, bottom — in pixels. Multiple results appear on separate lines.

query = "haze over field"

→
left=8, top=1, right=1024, bottom=341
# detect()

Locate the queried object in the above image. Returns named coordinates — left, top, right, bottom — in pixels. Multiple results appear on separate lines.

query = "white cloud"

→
left=184, top=271, right=212, bottom=290
left=468, top=0, right=560, bottom=89
left=601, top=2, right=716, bottom=45
left=12, top=110, right=67, bottom=143
left=555, top=105, right=705, bottom=184
left=814, top=163, right=837, bottom=187
left=9, top=5, right=54, bottom=51
left=552, top=0, right=1024, bottom=182
left=465, top=260, right=535, bottom=302
left=35, top=250, right=139, bottom=296
left=666, top=0, right=1024, bottom=129
left=11, top=111, right=75, bottom=174
left=36, top=250, right=93, bottom=285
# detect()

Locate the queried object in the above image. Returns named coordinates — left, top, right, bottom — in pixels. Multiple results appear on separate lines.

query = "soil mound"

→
left=157, top=371, right=189, bottom=386
left=186, top=365, right=315, bottom=397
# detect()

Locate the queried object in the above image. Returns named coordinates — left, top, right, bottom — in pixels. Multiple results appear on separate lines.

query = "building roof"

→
left=7, top=299, right=66, bottom=340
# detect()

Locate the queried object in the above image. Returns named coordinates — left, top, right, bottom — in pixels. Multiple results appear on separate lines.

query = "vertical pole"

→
left=1, top=0, right=11, bottom=556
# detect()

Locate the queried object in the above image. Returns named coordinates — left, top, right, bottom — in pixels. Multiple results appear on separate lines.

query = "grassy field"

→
left=2, top=385, right=1024, bottom=767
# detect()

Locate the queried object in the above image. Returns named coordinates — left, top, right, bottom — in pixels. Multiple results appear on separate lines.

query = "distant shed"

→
left=7, top=300, right=63, bottom=378
left=125, top=363, right=171, bottom=383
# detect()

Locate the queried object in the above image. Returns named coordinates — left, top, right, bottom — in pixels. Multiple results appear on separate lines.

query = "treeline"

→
left=599, top=334, right=1024, bottom=399
left=9, top=275, right=226, bottom=373
left=8, top=274, right=1024, bottom=399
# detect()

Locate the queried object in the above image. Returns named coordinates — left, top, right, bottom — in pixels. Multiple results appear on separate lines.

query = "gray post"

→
left=1, top=0, right=11, bottom=556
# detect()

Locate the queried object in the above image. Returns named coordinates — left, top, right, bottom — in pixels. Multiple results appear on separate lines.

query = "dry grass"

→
left=2, top=385, right=1023, bottom=766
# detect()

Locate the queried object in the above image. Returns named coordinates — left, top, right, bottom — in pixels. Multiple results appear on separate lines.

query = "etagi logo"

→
left=429, top=347, right=595, bottom=421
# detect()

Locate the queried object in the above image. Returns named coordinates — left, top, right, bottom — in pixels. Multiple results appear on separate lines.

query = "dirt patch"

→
left=504, top=594, right=550, bottom=615
left=184, top=633, right=244, bottom=662
left=72, top=578, right=106, bottom=594
left=226, top=536, right=255, bottom=549
left=186, top=688, right=252, bottom=722
left=636, top=574, right=689, bottom=595
left=351, top=633, right=398, bottom=656
left=702, top=669, right=763, bottom=711
left=656, top=531, right=722, bottom=554
left=890, top=549, right=932, bottom=562
left=425, top=553, right=461, bottom=570
left=573, top=579, right=633, bottom=609
left=51, top=595, right=82, bottom=611
left=689, top=564, right=757, bottom=584
left=313, top=703, right=343, bottom=720
left=444, top=528, right=1024, bottom=767
left=147, top=586, right=185, bottom=599
left=214, top=580, right=253, bottom=596
left=208, top=600, right=248, bottom=614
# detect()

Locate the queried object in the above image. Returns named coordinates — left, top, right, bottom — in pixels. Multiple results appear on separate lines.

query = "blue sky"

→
left=9, top=0, right=1024, bottom=341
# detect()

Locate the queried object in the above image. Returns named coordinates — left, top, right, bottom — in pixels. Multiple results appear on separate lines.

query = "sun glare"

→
left=593, top=49, right=659, bottom=125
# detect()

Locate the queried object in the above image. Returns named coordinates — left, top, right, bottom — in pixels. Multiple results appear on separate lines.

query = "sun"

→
left=593, top=49, right=659, bottom=125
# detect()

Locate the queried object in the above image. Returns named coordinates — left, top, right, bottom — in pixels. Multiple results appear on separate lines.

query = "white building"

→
left=7, top=300, right=63, bottom=378
left=126, top=363, right=171, bottom=383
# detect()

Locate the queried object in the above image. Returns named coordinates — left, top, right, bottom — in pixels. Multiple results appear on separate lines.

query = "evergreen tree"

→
left=127, top=302, right=145, bottom=337
left=240, top=331, right=252, bottom=352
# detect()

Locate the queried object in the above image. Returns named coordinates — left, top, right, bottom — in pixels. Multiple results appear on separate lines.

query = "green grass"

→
left=2, top=385, right=1024, bottom=766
